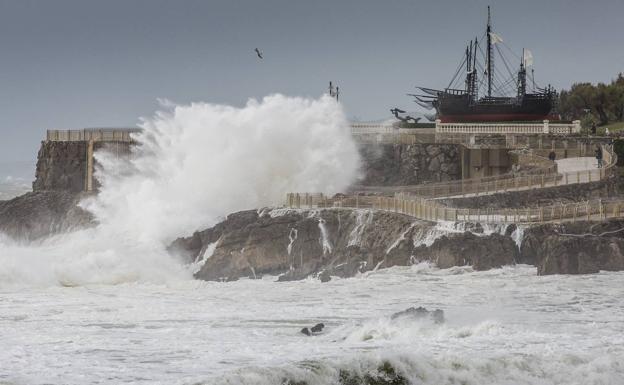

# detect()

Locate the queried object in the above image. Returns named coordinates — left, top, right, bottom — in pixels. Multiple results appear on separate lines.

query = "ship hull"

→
left=436, top=94, right=554, bottom=123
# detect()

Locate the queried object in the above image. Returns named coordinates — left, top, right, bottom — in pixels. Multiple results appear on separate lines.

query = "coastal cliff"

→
left=170, top=208, right=519, bottom=282
left=170, top=209, right=624, bottom=280
left=0, top=191, right=94, bottom=241
left=33, top=141, right=88, bottom=192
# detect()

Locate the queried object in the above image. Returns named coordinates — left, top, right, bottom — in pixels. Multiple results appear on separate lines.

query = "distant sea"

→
left=0, top=160, right=34, bottom=200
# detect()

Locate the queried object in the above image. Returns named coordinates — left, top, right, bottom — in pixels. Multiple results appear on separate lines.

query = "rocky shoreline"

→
left=2, top=138, right=624, bottom=279
left=170, top=207, right=624, bottom=280
left=2, top=188, right=624, bottom=278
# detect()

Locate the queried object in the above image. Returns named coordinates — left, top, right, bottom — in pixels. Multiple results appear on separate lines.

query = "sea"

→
left=1, top=96, right=623, bottom=384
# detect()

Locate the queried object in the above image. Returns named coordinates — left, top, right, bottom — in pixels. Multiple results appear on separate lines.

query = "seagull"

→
left=254, top=48, right=263, bottom=59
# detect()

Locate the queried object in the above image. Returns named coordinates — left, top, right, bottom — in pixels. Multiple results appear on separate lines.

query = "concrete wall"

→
left=461, top=147, right=512, bottom=179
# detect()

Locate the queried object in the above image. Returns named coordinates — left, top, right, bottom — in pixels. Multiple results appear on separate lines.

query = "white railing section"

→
left=434, top=120, right=581, bottom=135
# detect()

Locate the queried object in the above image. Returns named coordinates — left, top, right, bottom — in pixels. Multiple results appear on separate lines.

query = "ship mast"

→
left=518, top=48, right=527, bottom=99
left=486, top=6, right=493, bottom=97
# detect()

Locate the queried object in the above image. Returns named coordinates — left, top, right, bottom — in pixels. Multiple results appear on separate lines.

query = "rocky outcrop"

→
left=171, top=208, right=520, bottom=282
left=0, top=191, right=94, bottom=241
left=521, top=219, right=624, bottom=275
left=359, top=144, right=461, bottom=186
left=33, top=141, right=88, bottom=192
left=32, top=140, right=133, bottom=193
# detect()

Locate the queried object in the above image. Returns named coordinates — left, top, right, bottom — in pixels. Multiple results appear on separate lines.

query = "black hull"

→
left=436, top=93, right=554, bottom=122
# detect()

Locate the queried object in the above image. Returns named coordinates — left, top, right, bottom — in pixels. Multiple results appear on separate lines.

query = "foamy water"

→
left=1, top=265, right=623, bottom=384
left=1, top=97, right=622, bottom=384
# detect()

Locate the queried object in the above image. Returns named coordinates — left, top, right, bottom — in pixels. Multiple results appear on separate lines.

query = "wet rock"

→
left=175, top=208, right=522, bottom=282
left=318, top=270, right=331, bottom=283
left=391, top=306, right=445, bottom=324
left=311, top=323, right=324, bottom=333
left=300, top=323, right=324, bottom=336
left=0, top=191, right=94, bottom=241
left=412, top=232, right=518, bottom=271
left=522, top=219, right=624, bottom=275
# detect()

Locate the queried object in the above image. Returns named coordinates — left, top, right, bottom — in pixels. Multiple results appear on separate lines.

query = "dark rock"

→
left=300, top=327, right=311, bottom=336
left=33, top=141, right=88, bottom=193
left=0, top=191, right=94, bottom=241
left=522, top=219, right=624, bottom=275
left=176, top=208, right=521, bottom=282
left=391, top=306, right=445, bottom=324
left=318, top=270, right=331, bottom=282
left=310, top=323, right=324, bottom=333
left=412, top=232, right=518, bottom=270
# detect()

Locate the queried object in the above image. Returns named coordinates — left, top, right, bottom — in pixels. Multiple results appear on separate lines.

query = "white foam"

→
left=0, top=95, right=360, bottom=288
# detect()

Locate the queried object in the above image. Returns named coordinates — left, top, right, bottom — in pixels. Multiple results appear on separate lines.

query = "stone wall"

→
left=358, top=143, right=462, bottom=186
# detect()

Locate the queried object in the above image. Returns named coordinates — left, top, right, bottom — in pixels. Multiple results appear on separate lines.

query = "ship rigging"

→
left=409, top=6, right=557, bottom=123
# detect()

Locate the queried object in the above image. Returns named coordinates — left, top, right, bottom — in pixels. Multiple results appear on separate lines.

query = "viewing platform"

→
left=45, top=128, right=141, bottom=142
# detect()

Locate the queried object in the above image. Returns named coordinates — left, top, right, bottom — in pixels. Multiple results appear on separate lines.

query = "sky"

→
left=1, top=0, right=623, bottom=164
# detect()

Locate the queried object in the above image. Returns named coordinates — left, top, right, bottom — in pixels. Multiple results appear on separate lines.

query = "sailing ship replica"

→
left=412, top=7, right=557, bottom=123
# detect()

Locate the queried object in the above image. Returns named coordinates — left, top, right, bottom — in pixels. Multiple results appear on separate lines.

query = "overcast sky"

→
left=1, top=0, right=623, bottom=163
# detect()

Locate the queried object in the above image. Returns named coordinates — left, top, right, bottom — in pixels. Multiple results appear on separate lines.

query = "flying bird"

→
left=254, top=48, right=263, bottom=59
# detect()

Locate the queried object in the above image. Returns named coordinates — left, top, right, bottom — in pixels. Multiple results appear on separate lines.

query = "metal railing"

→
left=46, top=128, right=141, bottom=142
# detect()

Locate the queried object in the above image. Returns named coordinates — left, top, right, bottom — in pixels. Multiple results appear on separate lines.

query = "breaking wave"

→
left=0, top=95, right=361, bottom=287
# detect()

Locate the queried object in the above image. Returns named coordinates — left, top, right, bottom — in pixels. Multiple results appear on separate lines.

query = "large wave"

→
left=0, top=95, right=361, bottom=287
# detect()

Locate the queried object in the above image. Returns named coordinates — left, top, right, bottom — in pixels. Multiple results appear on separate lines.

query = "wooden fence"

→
left=46, top=128, right=141, bottom=142
left=286, top=144, right=617, bottom=224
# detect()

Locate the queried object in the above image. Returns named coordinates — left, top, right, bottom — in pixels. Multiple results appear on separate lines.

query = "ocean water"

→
left=1, top=96, right=622, bottom=384
left=0, top=161, right=33, bottom=200
left=1, top=264, right=623, bottom=385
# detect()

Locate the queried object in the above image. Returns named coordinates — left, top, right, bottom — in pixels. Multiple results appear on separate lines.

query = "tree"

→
left=557, top=73, right=624, bottom=125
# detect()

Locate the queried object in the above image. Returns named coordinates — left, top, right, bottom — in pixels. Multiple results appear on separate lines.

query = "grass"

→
left=599, top=121, right=624, bottom=134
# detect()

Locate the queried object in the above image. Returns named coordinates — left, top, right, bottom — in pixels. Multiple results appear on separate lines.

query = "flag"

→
left=523, top=49, right=534, bottom=67
left=489, top=32, right=504, bottom=44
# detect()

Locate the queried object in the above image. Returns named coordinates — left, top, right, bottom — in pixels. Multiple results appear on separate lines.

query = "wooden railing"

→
left=46, top=128, right=141, bottom=142
left=285, top=192, right=624, bottom=224
left=286, top=144, right=617, bottom=224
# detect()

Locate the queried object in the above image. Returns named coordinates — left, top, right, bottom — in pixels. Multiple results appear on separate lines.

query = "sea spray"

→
left=0, top=95, right=361, bottom=287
